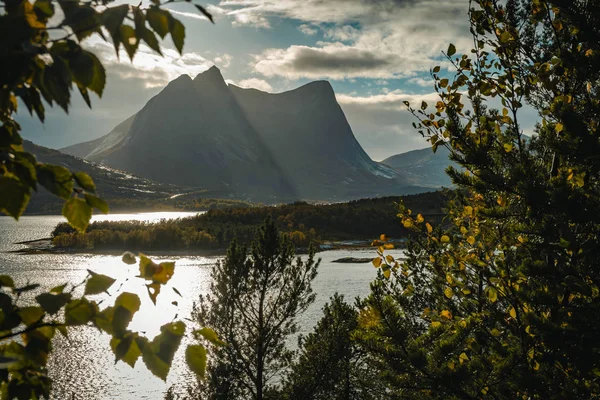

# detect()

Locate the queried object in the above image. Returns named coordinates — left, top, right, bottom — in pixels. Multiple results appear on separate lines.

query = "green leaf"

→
left=122, top=252, right=137, bottom=265
left=488, top=287, right=498, bottom=303
left=147, top=7, right=170, bottom=38
left=447, top=43, right=457, bottom=57
left=62, top=197, right=92, bottom=232
left=169, top=16, right=185, bottom=54
left=0, top=176, right=31, bottom=219
left=433, top=65, right=441, bottom=73
left=69, top=51, right=96, bottom=89
left=103, top=4, right=129, bottom=55
left=110, top=333, right=143, bottom=367
left=73, top=172, right=96, bottom=192
left=0, top=275, right=15, bottom=288
left=186, top=344, right=207, bottom=377
left=85, top=193, right=109, bottom=214
left=138, top=255, right=175, bottom=284
left=444, top=287, right=453, bottom=299
left=120, top=25, right=139, bottom=60
left=66, top=50, right=106, bottom=97
left=143, top=321, right=185, bottom=380
left=37, top=164, right=73, bottom=199
left=115, top=292, right=141, bottom=314
left=142, top=29, right=162, bottom=55
left=50, top=284, right=67, bottom=294
left=85, top=270, right=116, bottom=295
left=194, top=327, right=224, bottom=346
left=79, top=85, right=92, bottom=108
left=33, top=0, right=55, bottom=22
left=65, top=299, right=96, bottom=325
left=194, top=4, right=214, bottom=23
left=36, top=292, right=72, bottom=315
left=146, top=283, right=160, bottom=305
left=97, top=294, right=140, bottom=336
left=18, top=307, right=45, bottom=326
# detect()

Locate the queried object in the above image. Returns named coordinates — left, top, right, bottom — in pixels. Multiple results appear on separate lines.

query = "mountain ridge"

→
left=60, top=67, right=433, bottom=202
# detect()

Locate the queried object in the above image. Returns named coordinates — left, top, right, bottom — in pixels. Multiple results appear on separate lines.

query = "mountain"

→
left=24, top=140, right=182, bottom=213
left=229, top=81, right=415, bottom=200
left=382, top=146, right=454, bottom=188
left=60, top=116, right=135, bottom=159
left=61, top=67, right=425, bottom=202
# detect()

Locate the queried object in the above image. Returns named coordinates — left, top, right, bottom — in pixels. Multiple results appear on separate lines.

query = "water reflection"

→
left=0, top=214, right=392, bottom=399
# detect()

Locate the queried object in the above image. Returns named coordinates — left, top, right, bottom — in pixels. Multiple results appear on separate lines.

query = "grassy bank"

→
left=51, top=192, right=448, bottom=252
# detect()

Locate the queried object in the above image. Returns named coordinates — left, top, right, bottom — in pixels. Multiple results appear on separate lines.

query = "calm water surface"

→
left=0, top=213, right=395, bottom=399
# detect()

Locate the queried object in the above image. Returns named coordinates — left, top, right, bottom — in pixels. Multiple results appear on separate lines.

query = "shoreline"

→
left=9, top=240, right=399, bottom=257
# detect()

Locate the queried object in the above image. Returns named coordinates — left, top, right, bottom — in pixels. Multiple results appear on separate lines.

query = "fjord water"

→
left=0, top=213, right=392, bottom=399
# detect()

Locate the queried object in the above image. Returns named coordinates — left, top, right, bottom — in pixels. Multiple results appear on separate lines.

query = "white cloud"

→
left=298, top=24, right=318, bottom=36
left=253, top=43, right=440, bottom=80
left=83, top=37, right=217, bottom=88
left=222, top=0, right=470, bottom=81
left=335, top=90, right=441, bottom=159
left=324, top=25, right=360, bottom=42
left=236, top=78, right=274, bottom=92
left=168, top=9, right=211, bottom=21
left=229, top=8, right=271, bottom=28
left=408, top=76, right=434, bottom=87
left=214, top=53, right=233, bottom=69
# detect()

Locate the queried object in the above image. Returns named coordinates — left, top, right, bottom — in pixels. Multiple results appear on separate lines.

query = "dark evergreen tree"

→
left=282, top=294, right=386, bottom=400
left=193, top=217, right=320, bottom=400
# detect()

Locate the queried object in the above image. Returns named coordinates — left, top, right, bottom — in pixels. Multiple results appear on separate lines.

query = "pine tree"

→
left=194, top=217, right=320, bottom=400
left=282, top=294, right=386, bottom=400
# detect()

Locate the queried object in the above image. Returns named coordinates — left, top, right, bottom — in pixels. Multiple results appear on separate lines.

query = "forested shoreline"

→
left=50, top=192, right=447, bottom=252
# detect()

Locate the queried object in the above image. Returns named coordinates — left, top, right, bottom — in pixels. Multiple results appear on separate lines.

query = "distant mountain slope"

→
left=61, top=116, right=135, bottom=159
left=382, top=146, right=455, bottom=188
left=230, top=82, right=412, bottom=200
left=61, top=66, right=426, bottom=202
left=24, top=140, right=182, bottom=213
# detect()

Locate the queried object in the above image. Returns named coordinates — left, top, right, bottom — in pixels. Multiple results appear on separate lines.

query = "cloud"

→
left=214, top=53, right=234, bottom=69
left=83, top=37, right=215, bottom=88
left=224, top=0, right=470, bottom=81
left=408, top=76, right=434, bottom=87
left=253, top=43, right=440, bottom=80
left=168, top=9, right=211, bottom=21
left=335, top=90, right=441, bottom=159
left=324, top=25, right=360, bottom=42
left=298, top=24, right=318, bottom=36
left=236, top=78, right=274, bottom=92
left=228, top=8, right=271, bottom=28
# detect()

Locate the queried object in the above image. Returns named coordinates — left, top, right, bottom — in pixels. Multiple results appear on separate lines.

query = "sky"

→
left=19, top=0, right=539, bottom=161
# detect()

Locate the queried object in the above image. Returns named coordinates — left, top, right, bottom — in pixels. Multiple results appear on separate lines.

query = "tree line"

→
left=50, top=193, right=447, bottom=252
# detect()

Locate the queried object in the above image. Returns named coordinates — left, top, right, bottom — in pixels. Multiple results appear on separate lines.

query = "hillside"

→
left=24, top=141, right=186, bottom=213
left=382, top=146, right=455, bottom=188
